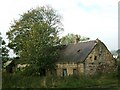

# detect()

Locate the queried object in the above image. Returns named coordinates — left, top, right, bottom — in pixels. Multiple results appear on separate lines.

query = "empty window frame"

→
left=73, top=69, right=77, bottom=75
left=94, top=56, right=97, bottom=60
left=63, top=69, right=67, bottom=76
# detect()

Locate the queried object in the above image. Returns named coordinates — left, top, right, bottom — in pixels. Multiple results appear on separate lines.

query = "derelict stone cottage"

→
left=4, top=39, right=115, bottom=76
left=55, top=39, right=115, bottom=76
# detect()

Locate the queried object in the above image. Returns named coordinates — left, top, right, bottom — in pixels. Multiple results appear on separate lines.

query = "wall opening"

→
left=73, top=69, right=77, bottom=75
left=94, top=56, right=97, bottom=60
left=63, top=69, right=67, bottom=76
left=77, top=49, right=81, bottom=53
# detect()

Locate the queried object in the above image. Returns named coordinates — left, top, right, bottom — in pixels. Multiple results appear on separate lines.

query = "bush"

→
left=17, top=66, right=39, bottom=76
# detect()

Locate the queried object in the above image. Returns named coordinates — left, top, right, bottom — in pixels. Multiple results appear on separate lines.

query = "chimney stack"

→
left=96, top=38, right=100, bottom=43
left=74, top=35, right=80, bottom=44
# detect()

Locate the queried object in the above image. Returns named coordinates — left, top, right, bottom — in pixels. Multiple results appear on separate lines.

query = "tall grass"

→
left=2, top=71, right=118, bottom=88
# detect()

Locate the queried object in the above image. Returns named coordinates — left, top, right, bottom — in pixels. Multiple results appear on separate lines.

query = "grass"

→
left=2, top=72, right=118, bottom=89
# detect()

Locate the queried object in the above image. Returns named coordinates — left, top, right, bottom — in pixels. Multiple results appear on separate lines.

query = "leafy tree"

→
left=60, top=33, right=90, bottom=45
left=0, top=32, right=9, bottom=65
left=0, top=32, right=2, bottom=55
left=2, top=40, right=9, bottom=63
left=0, top=32, right=2, bottom=67
left=117, top=49, right=120, bottom=55
left=6, top=6, right=63, bottom=75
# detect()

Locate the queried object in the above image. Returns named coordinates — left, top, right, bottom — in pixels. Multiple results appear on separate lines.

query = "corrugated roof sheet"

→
left=58, top=40, right=97, bottom=63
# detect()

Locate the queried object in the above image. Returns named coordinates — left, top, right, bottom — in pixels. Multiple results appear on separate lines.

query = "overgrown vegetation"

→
left=2, top=70, right=118, bottom=88
left=0, top=32, right=9, bottom=66
left=117, top=61, right=120, bottom=86
left=60, top=33, right=90, bottom=45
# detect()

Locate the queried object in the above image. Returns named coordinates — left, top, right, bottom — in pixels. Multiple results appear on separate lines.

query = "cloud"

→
left=0, top=0, right=118, bottom=50
left=62, top=0, right=118, bottom=50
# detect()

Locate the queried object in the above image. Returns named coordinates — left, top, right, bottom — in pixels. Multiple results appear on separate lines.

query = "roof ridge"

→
left=68, top=40, right=96, bottom=45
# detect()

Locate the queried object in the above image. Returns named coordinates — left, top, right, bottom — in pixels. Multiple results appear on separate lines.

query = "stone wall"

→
left=85, top=40, right=115, bottom=75
left=55, top=40, right=115, bottom=76
left=56, top=62, right=84, bottom=76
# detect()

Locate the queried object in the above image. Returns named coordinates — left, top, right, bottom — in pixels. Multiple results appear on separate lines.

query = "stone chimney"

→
left=96, top=38, right=100, bottom=43
left=74, top=35, right=80, bottom=44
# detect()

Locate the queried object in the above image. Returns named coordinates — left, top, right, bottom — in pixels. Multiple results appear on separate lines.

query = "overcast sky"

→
left=0, top=0, right=119, bottom=51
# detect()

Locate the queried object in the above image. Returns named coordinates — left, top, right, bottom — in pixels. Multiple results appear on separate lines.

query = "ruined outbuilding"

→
left=55, top=39, right=115, bottom=76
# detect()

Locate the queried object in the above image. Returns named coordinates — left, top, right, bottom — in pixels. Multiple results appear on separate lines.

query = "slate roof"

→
left=58, top=40, right=97, bottom=63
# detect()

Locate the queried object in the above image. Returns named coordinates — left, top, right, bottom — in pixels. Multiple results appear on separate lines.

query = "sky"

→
left=0, top=0, right=119, bottom=52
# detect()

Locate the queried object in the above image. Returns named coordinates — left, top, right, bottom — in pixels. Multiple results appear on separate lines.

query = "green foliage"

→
left=6, top=6, right=63, bottom=74
left=2, top=72, right=43, bottom=88
left=116, top=49, right=120, bottom=54
left=60, top=33, right=90, bottom=45
left=0, top=32, right=2, bottom=59
left=0, top=32, right=2, bottom=45
left=3, top=72, right=118, bottom=88
left=2, top=41, right=9, bottom=61
left=117, top=61, right=120, bottom=86
left=0, top=32, right=9, bottom=64
left=17, top=65, right=38, bottom=76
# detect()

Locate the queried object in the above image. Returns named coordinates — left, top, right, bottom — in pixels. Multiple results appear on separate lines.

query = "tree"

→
left=0, top=32, right=2, bottom=56
left=60, top=33, right=90, bottom=45
left=2, top=40, right=9, bottom=63
left=6, top=6, right=63, bottom=75
left=0, top=32, right=9, bottom=65
left=117, top=49, right=120, bottom=55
